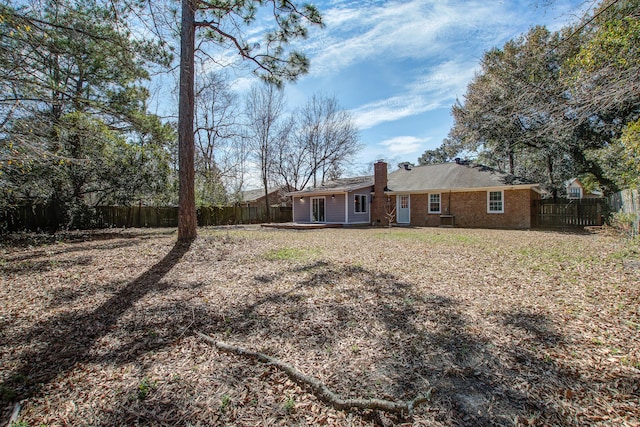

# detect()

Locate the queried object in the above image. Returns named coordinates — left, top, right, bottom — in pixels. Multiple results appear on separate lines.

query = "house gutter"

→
left=382, top=184, right=542, bottom=195
left=286, top=184, right=373, bottom=198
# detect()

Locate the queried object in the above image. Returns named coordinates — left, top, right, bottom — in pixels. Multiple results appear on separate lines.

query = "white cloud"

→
left=229, top=75, right=255, bottom=94
left=303, top=0, right=523, bottom=76
left=348, top=58, right=478, bottom=130
left=350, top=94, right=442, bottom=129
left=408, top=60, right=480, bottom=99
left=379, top=136, right=431, bottom=156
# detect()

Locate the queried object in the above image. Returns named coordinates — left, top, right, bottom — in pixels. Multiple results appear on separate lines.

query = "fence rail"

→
left=1, top=205, right=292, bottom=232
left=533, top=199, right=604, bottom=228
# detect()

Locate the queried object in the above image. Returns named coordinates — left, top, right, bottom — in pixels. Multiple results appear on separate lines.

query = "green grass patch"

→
left=516, top=246, right=575, bottom=263
left=608, top=239, right=640, bottom=261
left=515, top=243, right=602, bottom=268
left=621, top=356, right=640, bottom=369
left=283, top=397, right=295, bottom=413
left=264, top=247, right=321, bottom=261
left=137, top=376, right=157, bottom=400
left=220, top=394, right=232, bottom=412
left=374, top=230, right=482, bottom=245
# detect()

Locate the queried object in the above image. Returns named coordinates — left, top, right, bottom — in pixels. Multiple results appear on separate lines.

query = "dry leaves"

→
left=0, top=226, right=639, bottom=426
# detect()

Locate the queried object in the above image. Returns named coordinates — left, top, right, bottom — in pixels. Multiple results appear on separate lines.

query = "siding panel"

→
left=348, top=191, right=371, bottom=224
left=326, top=194, right=346, bottom=223
left=293, top=197, right=310, bottom=222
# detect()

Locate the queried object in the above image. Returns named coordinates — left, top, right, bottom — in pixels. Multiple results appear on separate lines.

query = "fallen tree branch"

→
left=196, top=331, right=431, bottom=417
left=6, top=400, right=22, bottom=427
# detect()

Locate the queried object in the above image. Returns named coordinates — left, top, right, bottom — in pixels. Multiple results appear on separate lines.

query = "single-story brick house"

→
left=288, top=160, right=545, bottom=229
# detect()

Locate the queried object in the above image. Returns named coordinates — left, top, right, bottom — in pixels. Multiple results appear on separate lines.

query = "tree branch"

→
left=1, top=6, right=112, bottom=41
left=196, top=331, right=432, bottom=418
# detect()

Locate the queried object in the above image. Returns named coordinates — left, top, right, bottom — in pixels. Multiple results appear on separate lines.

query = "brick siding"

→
left=407, top=189, right=539, bottom=229
left=371, top=161, right=388, bottom=225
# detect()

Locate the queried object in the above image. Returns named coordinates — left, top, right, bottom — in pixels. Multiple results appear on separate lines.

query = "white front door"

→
left=311, top=197, right=326, bottom=222
left=397, top=195, right=410, bottom=224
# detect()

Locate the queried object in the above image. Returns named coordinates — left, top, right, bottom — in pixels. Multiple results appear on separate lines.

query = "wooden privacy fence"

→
left=95, top=206, right=179, bottom=228
left=197, top=206, right=292, bottom=226
left=94, top=205, right=293, bottom=228
left=1, top=205, right=292, bottom=231
left=608, top=189, right=639, bottom=236
left=1, top=204, right=61, bottom=232
left=532, top=199, right=604, bottom=228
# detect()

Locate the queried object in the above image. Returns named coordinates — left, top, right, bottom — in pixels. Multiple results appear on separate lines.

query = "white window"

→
left=487, top=190, right=504, bottom=213
left=354, top=194, right=367, bottom=213
left=429, top=193, right=441, bottom=214
left=569, top=187, right=582, bottom=199
left=400, top=195, right=409, bottom=209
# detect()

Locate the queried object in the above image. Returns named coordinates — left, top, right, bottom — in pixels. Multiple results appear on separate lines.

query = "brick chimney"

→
left=371, top=160, right=388, bottom=225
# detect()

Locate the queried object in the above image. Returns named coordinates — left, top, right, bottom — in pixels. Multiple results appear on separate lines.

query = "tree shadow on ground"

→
left=0, top=231, right=164, bottom=264
left=0, top=239, right=193, bottom=409
left=3, top=248, right=638, bottom=426
left=0, top=228, right=176, bottom=252
left=1, top=254, right=94, bottom=275
left=196, top=260, right=624, bottom=426
left=502, top=310, right=563, bottom=345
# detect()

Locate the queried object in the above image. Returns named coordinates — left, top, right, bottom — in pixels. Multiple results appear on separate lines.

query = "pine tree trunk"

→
left=178, top=0, right=197, bottom=241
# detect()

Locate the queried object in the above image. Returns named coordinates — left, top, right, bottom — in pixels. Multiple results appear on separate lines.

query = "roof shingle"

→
left=288, top=176, right=373, bottom=195
left=388, top=162, right=537, bottom=192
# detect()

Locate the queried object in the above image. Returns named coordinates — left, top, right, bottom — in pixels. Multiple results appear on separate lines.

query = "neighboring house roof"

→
left=565, top=178, right=603, bottom=198
left=241, top=186, right=292, bottom=203
left=387, top=162, right=540, bottom=193
left=287, top=176, right=374, bottom=196
left=240, top=188, right=268, bottom=202
left=565, top=178, right=581, bottom=187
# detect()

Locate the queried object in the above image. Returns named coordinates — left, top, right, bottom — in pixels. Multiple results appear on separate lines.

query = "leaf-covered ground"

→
left=1, top=226, right=639, bottom=426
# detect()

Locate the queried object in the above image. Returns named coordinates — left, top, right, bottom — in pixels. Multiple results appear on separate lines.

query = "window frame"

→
left=569, top=187, right=582, bottom=199
left=354, top=194, right=368, bottom=214
left=400, top=195, right=409, bottom=209
left=428, top=193, right=441, bottom=214
left=487, top=190, right=504, bottom=214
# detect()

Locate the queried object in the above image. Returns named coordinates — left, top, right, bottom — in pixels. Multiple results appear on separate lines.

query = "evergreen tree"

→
left=0, top=0, right=174, bottom=228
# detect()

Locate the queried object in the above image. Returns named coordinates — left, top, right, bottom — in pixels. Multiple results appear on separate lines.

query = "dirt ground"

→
left=1, top=226, right=639, bottom=426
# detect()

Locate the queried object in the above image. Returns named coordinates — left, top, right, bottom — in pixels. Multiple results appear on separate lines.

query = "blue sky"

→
left=267, top=0, right=593, bottom=174
left=147, top=0, right=595, bottom=185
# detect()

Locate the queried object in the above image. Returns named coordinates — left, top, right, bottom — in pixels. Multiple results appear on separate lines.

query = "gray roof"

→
left=241, top=186, right=290, bottom=202
left=288, top=175, right=373, bottom=196
left=387, top=162, right=538, bottom=193
left=287, top=162, right=539, bottom=196
left=240, top=188, right=267, bottom=202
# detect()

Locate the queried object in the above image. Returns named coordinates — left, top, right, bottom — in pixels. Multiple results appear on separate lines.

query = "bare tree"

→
left=194, top=70, right=241, bottom=205
left=224, top=134, right=251, bottom=204
left=272, top=114, right=303, bottom=190
left=244, top=83, right=287, bottom=221
left=274, top=93, right=360, bottom=191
